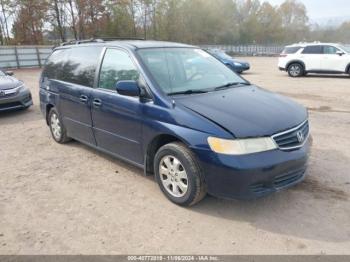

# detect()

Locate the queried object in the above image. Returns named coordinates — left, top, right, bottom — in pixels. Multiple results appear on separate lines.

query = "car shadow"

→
left=291, top=74, right=350, bottom=79
left=305, top=74, right=349, bottom=79
left=64, top=139, right=350, bottom=244
left=190, top=149, right=350, bottom=243
left=68, top=140, right=150, bottom=179
left=0, top=105, right=42, bottom=126
left=189, top=181, right=349, bottom=243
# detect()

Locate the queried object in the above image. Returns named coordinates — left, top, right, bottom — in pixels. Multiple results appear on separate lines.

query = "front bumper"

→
left=193, top=138, right=311, bottom=200
left=0, top=87, right=33, bottom=112
left=235, top=64, right=250, bottom=73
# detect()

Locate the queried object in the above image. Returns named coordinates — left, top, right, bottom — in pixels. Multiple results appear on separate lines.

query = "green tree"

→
left=256, top=2, right=283, bottom=44
left=279, top=0, right=309, bottom=43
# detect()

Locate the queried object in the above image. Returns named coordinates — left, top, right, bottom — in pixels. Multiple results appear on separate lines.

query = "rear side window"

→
left=282, top=46, right=301, bottom=54
left=63, top=47, right=103, bottom=87
left=42, top=49, right=67, bottom=80
left=43, top=46, right=103, bottom=87
left=302, top=45, right=323, bottom=54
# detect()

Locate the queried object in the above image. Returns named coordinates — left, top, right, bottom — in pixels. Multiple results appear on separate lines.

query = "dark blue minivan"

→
left=40, top=40, right=310, bottom=206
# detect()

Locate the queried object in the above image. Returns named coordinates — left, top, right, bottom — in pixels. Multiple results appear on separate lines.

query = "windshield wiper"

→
left=214, top=82, right=250, bottom=91
left=168, top=89, right=209, bottom=96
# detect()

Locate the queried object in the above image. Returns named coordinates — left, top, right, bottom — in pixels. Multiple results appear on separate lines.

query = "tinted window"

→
left=43, top=46, right=102, bottom=87
left=42, top=49, right=67, bottom=79
left=98, top=49, right=139, bottom=91
left=323, top=45, right=340, bottom=54
left=282, top=46, right=301, bottom=54
left=302, top=46, right=322, bottom=54
left=63, top=47, right=102, bottom=87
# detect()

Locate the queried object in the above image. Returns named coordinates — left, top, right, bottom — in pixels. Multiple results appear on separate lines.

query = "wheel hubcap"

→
left=290, top=65, right=300, bottom=76
left=50, top=113, right=62, bottom=140
left=159, top=155, right=188, bottom=198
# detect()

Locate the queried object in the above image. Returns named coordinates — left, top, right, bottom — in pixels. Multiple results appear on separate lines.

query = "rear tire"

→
left=48, top=108, right=71, bottom=144
left=288, top=63, right=304, bottom=77
left=154, top=142, right=206, bottom=206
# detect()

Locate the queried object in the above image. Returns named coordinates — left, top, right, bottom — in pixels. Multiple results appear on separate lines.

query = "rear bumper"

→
left=279, top=66, right=286, bottom=71
left=0, top=87, right=33, bottom=112
left=192, top=137, right=311, bottom=200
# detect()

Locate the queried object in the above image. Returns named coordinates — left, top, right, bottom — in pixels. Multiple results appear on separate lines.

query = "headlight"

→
left=15, top=84, right=25, bottom=92
left=233, top=62, right=242, bottom=67
left=207, top=137, right=277, bottom=155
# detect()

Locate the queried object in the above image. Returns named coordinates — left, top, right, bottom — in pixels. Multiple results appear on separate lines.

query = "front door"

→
left=321, top=45, right=348, bottom=72
left=91, top=48, right=143, bottom=165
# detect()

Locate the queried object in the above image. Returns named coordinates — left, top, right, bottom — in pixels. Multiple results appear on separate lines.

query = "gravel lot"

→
left=0, top=57, right=349, bottom=255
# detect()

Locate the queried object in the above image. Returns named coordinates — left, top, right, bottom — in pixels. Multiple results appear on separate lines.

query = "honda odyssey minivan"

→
left=40, top=39, right=310, bottom=206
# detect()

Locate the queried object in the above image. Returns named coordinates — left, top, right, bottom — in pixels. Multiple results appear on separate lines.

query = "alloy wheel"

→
left=289, top=65, right=301, bottom=77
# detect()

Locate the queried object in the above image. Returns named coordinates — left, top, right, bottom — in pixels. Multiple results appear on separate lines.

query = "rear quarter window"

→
left=282, top=46, right=301, bottom=54
left=43, top=46, right=103, bottom=87
left=42, top=49, right=67, bottom=80
left=302, top=45, right=323, bottom=54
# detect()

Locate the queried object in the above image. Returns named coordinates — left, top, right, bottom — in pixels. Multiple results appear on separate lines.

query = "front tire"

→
left=288, top=63, right=304, bottom=77
left=154, top=142, right=206, bottom=206
left=48, top=108, right=71, bottom=144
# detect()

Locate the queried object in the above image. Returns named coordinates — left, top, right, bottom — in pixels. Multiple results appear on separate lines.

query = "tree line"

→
left=0, top=0, right=349, bottom=46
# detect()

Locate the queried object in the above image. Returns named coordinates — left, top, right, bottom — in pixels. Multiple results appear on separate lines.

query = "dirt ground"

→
left=0, top=57, right=349, bottom=255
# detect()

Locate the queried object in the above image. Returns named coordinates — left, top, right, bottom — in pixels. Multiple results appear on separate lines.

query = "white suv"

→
left=278, top=42, right=350, bottom=77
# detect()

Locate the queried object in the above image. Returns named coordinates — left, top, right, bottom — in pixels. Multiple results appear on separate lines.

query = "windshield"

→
left=210, top=50, right=233, bottom=60
left=138, top=48, right=246, bottom=95
left=338, top=45, right=350, bottom=53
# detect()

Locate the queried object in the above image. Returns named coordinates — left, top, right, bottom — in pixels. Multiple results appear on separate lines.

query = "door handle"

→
left=93, top=98, right=102, bottom=107
left=80, top=95, right=88, bottom=103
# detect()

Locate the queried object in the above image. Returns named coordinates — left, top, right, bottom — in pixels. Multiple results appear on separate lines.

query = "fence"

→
left=201, top=45, right=285, bottom=56
left=0, top=46, right=52, bottom=69
left=1, top=44, right=350, bottom=69
left=0, top=44, right=285, bottom=69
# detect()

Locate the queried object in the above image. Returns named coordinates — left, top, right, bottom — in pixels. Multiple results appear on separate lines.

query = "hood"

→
left=0, top=76, right=22, bottom=90
left=220, top=57, right=248, bottom=65
left=232, top=59, right=249, bottom=65
left=174, top=85, right=307, bottom=138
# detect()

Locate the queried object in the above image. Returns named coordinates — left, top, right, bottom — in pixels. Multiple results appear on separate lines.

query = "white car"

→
left=278, top=42, right=350, bottom=77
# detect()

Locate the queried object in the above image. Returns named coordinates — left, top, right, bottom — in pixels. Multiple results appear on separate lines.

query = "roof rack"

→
left=98, top=37, right=145, bottom=41
left=60, top=37, right=145, bottom=46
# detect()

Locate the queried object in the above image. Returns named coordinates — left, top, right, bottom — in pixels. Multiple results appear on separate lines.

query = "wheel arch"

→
left=286, top=60, right=306, bottom=70
left=346, top=63, right=350, bottom=74
left=45, top=104, right=55, bottom=125
left=144, top=134, right=188, bottom=176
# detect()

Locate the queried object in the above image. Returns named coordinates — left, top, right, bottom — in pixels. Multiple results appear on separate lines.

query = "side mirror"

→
left=336, top=51, right=345, bottom=56
left=5, top=71, right=14, bottom=76
left=115, top=80, right=140, bottom=97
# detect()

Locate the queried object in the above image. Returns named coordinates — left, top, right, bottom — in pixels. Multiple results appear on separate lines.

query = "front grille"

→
left=249, top=183, right=270, bottom=194
left=272, top=120, right=309, bottom=150
left=0, top=88, right=18, bottom=98
left=249, top=168, right=305, bottom=195
left=273, top=169, right=304, bottom=188
left=0, top=102, right=22, bottom=109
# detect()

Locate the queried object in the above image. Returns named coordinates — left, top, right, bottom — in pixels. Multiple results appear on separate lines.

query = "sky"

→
left=263, top=0, right=350, bottom=24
